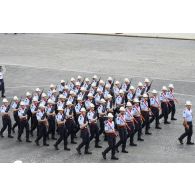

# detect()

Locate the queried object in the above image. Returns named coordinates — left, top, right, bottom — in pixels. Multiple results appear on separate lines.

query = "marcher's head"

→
left=185, top=101, right=192, bottom=110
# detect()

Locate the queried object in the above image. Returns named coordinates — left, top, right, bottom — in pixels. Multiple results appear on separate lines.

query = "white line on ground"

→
left=2, top=63, right=195, bottom=83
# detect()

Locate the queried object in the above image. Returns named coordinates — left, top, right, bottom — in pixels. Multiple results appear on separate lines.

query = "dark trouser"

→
left=115, top=127, right=127, bottom=151
left=35, top=123, right=47, bottom=144
left=149, top=107, right=160, bottom=127
left=159, top=102, right=169, bottom=123
left=168, top=100, right=176, bottom=119
left=77, top=129, right=90, bottom=152
left=134, top=117, right=142, bottom=139
left=74, top=114, right=80, bottom=135
left=27, top=109, right=32, bottom=121
left=179, top=122, right=193, bottom=144
left=1, top=116, right=12, bottom=136
left=55, top=125, right=68, bottom=148
left=126, top=122, right=135, bottom=144
left=47, top=116, right=56, bottom=138
left=66, top=119, right=76, bottom=142
left=103, top=134, right=116, bottom=157
left=141, top=111, right=150, bottom=133
left=99, top=117, right=105, bottom=135
left=18, top=119, right=30, bottom=140
left=30, top=114, right=38, bottom=132
left=0, top=79, right=5, bottom=97
left=89, top=123, right=100, bottom=146
left=12, top=111, right=20, bottom=131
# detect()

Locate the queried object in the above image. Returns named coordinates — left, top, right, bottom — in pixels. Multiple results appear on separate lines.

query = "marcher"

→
left=0, top=65, right=6, bottom=98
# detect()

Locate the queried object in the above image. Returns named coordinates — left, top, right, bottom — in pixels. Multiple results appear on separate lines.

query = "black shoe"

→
left=43, top=143, right=49, bottom=146
left=178, top=138, right=183, bottom=145
left=18, top=138, right=22, bottom=142
left=145, top=132, right=152, bottom=135
left=35, top=140, right=39, bottom=146
left=171, top=118, right=177, bottom=121
left=84, top=151, right=92, bottom=155
left=164, top=121, right=171, bottom=124
left=8, top=135, right=14, bottom=138
left=102, top=152, right=106, bottom=160
left=138, top=138, right=144, bottom=141
left=115, top=148, right=119, bottom=153
left=95, top=145, right=102, bottom=148
left=71, top=141, right=77, bottom=144
left=52, top=137, right=57, bottom=140
left=26, top=139, right=32, bottom=143
left=155, top=126, right=162, bottom=129
left=122, top=150, right=128, bottom=153
left=130, top=143, right=137, bottom=147
left=187, top=142, right=194, bottom=145
left=2, top=95, right=6, bottom=98
left=64, top=147, right=71, bottom=151
left=76, top=147, right=81, bottom=155
left=111, top=156, right=119, bottom=160
left=0, top=133, right=4, bottom=138
left=54, top=144, right=59, bottom=150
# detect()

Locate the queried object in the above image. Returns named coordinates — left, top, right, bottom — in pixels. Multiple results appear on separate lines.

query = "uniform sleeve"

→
left=36, top=112, right=41, bottom=120
left=116, top=117, right=121, bottom=125
left=183, top=111, right=187, bottom=118
left=78, top=116, right=83, bottom=126
left=104, top=123, right=109, bottom=132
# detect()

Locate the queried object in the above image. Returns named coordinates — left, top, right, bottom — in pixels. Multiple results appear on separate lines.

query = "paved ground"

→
left=0, top=33, right=195, bottom=163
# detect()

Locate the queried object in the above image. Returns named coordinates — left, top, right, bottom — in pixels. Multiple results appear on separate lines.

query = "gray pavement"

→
left=0, top=33, right=195, bottom=163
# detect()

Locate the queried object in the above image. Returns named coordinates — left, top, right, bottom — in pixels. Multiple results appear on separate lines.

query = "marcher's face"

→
left=187, top=105, right=192, bottom=110
left=108, top=118, right=113, bottom=122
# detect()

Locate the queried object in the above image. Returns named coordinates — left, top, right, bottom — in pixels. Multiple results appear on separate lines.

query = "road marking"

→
left=2, top=63, right=195, bottom=83
left=6, top=85, right=49, bottom=89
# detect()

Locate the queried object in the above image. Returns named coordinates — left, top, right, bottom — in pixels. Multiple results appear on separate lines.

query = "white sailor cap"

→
left=32, top=97, right=38, bottom=102
left=185, top=101, right=192, bottom=106
left=70, top=78, right=75, bottom=82
left=50, top=84, right=55, bottom=88
left=87, top=93, right=93, bottom=97
left=66, top=101, right=72, bottom=106
left=2, top=98, right=8, bottom=103
left=41, top=93, right=47, bottom=98
left=138, top=82, right=143, bottom=87
left=129, top=86, right=135, bottom=90
left=107, top=77, right=112, bottom=81
left=151, top=89, right=158, bottom=94
left=47, top=99, right=55, bottom=104
left=85, top=78, right=90, bottom=82
left=124, top=78, right=130, bottom=83
left=20, top=101, right=25, bottom=106
left=108, top=113, right=114, bottom=118
left=133, top=98, right=140, bottom=103
left=81, top=108, right=86, bottom=112
left=144, top=78, right=150, bottom=83
left=59, top=94, right=65, bottom=99
left=119, top=89, right=124, bottom=94
left=60, top=80, right=65, bottom=83
left=168, top=84, right=174, bottom=89
left=90, top=103, right=95, bottom=108
left=26, top=92, right=31, bottom=96
left=143, top=93, right=148, bottom=98
left=126, top=102, right=132, bottom=107
left=100, top=98, right=106, bottom=103
left=35, top=88, right=41, bottom=92
left=162, top=86, right=167, bottom=91
left=119, top=107, right=125, bottom=112
left=13, top=96, right=18, bottom=101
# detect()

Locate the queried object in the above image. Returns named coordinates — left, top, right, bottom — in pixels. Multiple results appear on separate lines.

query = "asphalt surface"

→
left=0, top=33, right=195, bottom=163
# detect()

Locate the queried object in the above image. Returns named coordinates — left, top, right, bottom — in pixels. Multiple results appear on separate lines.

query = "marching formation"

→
left=0, top=75, right=187, bottom=160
